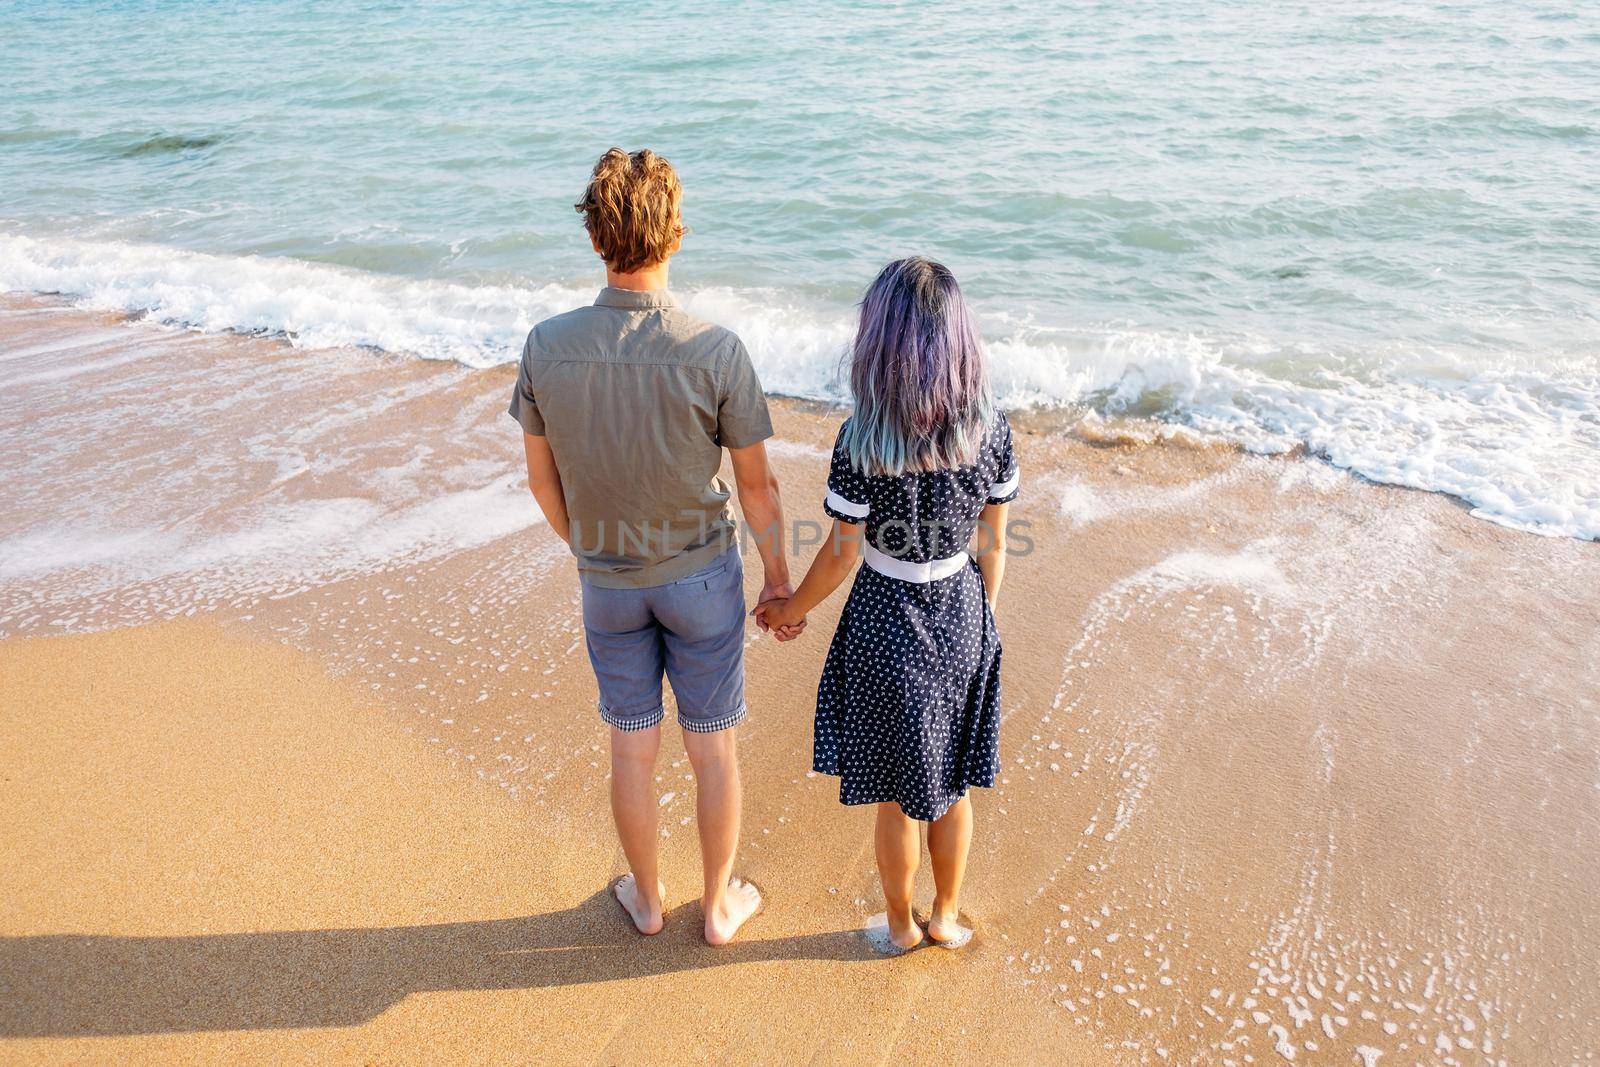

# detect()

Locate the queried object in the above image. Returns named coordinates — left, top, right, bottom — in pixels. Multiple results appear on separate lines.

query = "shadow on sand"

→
left=1, top=890, right=879, bottom=1038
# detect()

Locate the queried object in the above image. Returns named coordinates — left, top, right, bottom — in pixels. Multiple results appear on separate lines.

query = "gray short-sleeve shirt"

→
left=508, top=287, right=773, bottom=588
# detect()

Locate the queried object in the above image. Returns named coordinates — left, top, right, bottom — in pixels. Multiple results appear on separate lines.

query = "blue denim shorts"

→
left=578, top=547, right=747, bottom=733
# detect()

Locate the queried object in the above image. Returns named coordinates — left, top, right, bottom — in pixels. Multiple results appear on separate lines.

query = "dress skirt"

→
left=812, top=559, right=1003, bottom=822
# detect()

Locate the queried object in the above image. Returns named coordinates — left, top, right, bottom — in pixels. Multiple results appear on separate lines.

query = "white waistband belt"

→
left=862, top=543, right=970, bottom=583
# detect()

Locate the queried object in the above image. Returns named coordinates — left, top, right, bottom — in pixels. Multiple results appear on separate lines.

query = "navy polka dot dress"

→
left=814, top=411, right=1020, bottom=822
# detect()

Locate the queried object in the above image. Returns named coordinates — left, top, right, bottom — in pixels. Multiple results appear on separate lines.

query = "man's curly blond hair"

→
left=574, top=148, right=684, bottom=274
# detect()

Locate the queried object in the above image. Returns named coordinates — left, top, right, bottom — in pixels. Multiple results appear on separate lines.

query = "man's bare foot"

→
left=612, top=873, right=665, bottom=935
left=864, top=910, right=924, bottom=955
left=703, top=877, right=762, bottom=945
left=926, top=905, right=973, bottom=949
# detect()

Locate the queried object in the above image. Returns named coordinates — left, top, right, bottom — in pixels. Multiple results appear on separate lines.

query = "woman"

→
left=757, top=257, right=1017, bottom=952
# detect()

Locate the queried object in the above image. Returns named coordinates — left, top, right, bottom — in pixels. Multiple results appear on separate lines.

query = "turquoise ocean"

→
left=2, top=1, right=1597, bottom=538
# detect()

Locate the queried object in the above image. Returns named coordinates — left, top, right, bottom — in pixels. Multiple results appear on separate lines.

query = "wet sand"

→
left=3, top=294, right=1598, bottom=1064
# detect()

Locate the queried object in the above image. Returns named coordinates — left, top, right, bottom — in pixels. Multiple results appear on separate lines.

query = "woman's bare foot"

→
left=864, top=910, right=924, bottom=955
left=703, top=877, right=762, bottom=945
left=612, top=873, right=665, bottom=935
left=926, top=905, right=973, bottom=949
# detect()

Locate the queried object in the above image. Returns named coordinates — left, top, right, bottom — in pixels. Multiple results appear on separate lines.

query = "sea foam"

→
left=3, top=233, right=1596, bottom=541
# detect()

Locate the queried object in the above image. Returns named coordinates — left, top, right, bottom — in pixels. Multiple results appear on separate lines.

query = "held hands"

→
left=753, top=598, right=806, bottom=641
left=753, top=582, right=807, bottom=642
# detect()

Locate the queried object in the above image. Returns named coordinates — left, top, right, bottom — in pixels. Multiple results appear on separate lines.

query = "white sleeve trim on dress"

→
left=825, top=489, right=870, bottom=518
left=988, top=469, right=1019, bottom=501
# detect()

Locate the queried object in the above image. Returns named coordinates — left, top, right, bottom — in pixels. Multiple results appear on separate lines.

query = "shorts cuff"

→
left=599, top=702, right=665, bottom=732
left=680, top=704, right=746, bottom=734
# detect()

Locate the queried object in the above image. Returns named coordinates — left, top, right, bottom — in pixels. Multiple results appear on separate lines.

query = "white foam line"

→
left=5, top=231, right=1597, bottom=540
left=0, top=339, right=172, bottom=388
left=763, top=438, right=833, bottom=461
left=0, top=325, right=135, bottom=365
left=0, top=476, right=541, bottom=586
left=1052, top=467, right=1249, bottom=527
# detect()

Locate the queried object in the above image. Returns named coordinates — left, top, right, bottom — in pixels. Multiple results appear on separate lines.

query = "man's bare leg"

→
left=609, top=723, right=665, bottom=934
left=682, top=726, right=760, bottom=945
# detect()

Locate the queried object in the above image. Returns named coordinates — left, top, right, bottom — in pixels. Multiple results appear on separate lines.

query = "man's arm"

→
left=727, top=441, right=792, bottom=605
left=522, top=432, right=571, bottom=544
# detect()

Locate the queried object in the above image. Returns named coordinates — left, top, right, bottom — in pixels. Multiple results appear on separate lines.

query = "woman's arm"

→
left=522, top=432, right=571, bottom=544
left=972, top=500, right=1008, bottom=608
left=755, top=519, right=862, bottom=636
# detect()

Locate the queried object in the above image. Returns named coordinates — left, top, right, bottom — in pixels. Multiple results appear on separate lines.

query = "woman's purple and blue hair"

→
left=842, top=257, right=992, bottom=477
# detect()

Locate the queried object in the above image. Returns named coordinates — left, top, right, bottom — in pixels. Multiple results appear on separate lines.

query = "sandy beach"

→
left=3, top=295, right=1598, bottom=1064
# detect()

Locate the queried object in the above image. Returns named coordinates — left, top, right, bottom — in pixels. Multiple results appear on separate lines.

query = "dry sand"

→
left=3, top=295, right=1599, bottom=1064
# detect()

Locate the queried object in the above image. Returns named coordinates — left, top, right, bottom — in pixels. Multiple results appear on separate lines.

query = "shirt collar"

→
left=595, top=286, right=678, bottom=310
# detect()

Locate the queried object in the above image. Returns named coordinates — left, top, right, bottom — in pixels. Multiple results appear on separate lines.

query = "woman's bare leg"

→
left=875, top=802, right=923, bottom=949
left=927, top=794, right=973, bottom=943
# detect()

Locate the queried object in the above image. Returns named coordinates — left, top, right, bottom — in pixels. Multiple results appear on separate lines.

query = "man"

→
left=508, top=148, right=793, bottom=945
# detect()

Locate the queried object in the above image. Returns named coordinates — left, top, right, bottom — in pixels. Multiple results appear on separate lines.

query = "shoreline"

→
left=3, top=295, right=1598, bottom=1063
left=1, top=260, right=1594, bottom=543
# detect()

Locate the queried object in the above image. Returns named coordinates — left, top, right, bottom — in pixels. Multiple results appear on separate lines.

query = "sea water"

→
left=1, top=0, right=1596, bottom=538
